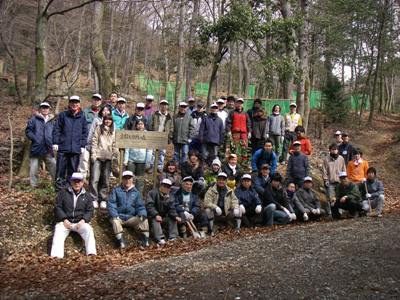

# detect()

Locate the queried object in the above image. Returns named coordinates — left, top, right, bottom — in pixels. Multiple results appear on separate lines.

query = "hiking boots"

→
left=140, top=235, right=149, bottom=248
left=117, top=237, right=126, bottom=249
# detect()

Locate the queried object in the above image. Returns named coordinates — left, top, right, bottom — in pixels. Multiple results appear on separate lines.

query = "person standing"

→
left=250, top=108, right=267, bottom=154
left=289, top=126, right=312, bottom=156
left=112, top=97, right=129, bottom=130
left=247, top=99, right=263, bottom=124
left=83, top=93, right=102, bottom=130
left=124, top=102, right=149, bottom=130
left=25, top=102, right=56, bottom=187
left=189, top=100, right=207, bottom=154
left=347, top=148, right=369, bottom=184
left=338, top=132, right=354, bottom=166
left=52, top=95, right=88, bottom=185
left=216, top=98, right=229, bottom=129
left=103, top=91, right=118, bottom=107
left=151, top=99, right=173, bottom=172
left=286, top=141, right=309, bottom=188
left=225, top=97, right=251, bottom=146
left=266, top=104, right=285, bottom=159
left=50, top=172, right=96, bottom=258
left=282, top=102, right=302, bottom=161
left=187, top=97, right=197, bottom=115
left=144, top=94, right=157, bottom=123
left=108, top=170, right=150, bottom=249
left=172, top=102, right=194, bottom=165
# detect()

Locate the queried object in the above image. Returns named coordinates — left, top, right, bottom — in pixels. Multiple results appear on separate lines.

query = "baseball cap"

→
left=182, top=176, right=194, bottom=183
left=39, top=102, right=51, bottom=108
left=69, top=95, right=80, bottom=102
left=145, top=95, right=154, bottom=100
left=217, top=172, right=228, bottom=178
left=117, top=97, right=127, bottom=103
left=136, top=102, right=145, bottom=109
left=242, top=174, right=252, bottom=180
left=210, top=102, right=218, bottom=108
left=293, top=141, right=301, bottom=146
left=161, top=178, right=173, bottom=186
left=159, top=99, right=169, bottom=105
left=188, top=97, right=195, bottom=102
left=335, top=130, right=342, bottom=136
left=70, top=172, right=84, bottom=181
left=304, top=176, right=313, bottom=182
left=289, top=102, right=297, bottom=107
left=92, top=93, right=102, bottom=100
left=179, top=102, right=188, bottom=107
left=122, top=170, right=134, bottom=177
left=216, top=98, right=225, bottom=104
left=236, top=98, right=244, bottom=103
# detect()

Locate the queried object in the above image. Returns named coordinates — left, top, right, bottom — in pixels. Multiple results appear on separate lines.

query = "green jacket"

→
left=335, top=182, right=362, bottom=205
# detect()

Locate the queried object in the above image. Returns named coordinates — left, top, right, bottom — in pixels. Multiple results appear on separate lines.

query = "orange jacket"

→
left=289, top=136, right=312, bottom=156
left=347, top=159, right=369, bottom=183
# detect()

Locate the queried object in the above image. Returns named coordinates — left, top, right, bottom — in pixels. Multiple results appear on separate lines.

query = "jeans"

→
left=157, top=149, right=166, bottom=172
left=56, top=152, right=80, bottom=181
left=281, top=131, right=296, bottom=161
left=174, top=143, right=189, bottom=166
left=263, top=204, right=291, bottom=226
left=90, top=159, right=111, bottom=202
left=50, top=222, right=96, bottom=258
left=29, top=154, right=56, bottom=187
left=202, top=143, right=219, bottom=165
left=126, top=162, right=145, bottom=193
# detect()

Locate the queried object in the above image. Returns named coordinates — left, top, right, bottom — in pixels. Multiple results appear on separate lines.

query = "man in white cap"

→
left=332, top=171, right=362, bottom=218
left=286, top=140, right=309, bottom=188
left=25, top=102, right=56, bottom=187
left=204, top=172, right=241, bottom=234
left=108, top=170, right=150, bottom=249
left=150, top=99, right=174, bottom=172
left=146, top=178, right=180, bottom=245
left=144, top=95, right=157, bottom=119
left=189, top=100, right=207, bottom=154
left=334, top=130, right=343, bottom=147
left=83, top=93, right=102, bottom=130
left=172, top=102, right=194, bottom=165
left=225, top=97, right=251, bottom=145
left=216, top=98, right=228, bottom=128
left=198, top=102, right=224, bottom=165
left=124, top=102, right=149, bottom=130
left=53, top=95, right=88, bottom=188
left=292, top=176, right=325, bottom=221
left=50, top=172, right=96, bottom=258
left=187, top=97, right=196, bottom=115
left=112, top=97, right=129, bottom=130
left=282, top=102, right=302, bottom=161
left=234, top=174, right=262, bottom=226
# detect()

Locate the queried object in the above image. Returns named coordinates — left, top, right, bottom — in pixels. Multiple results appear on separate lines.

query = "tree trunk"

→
left=106, top=2, right=114, bottom=60
left=185, top=0, right=199, bottom=98
left=242, top=44, right=250, bottom=97
left=174, top=0, right=185, bottom=111
left=91, top=2, right=113, bottom=96
left=70, top=7, right=86, bottom=85
left=34, top=0, right=48, bottom=103
left=227, top=43, right=233, bottom=94
left=237, top=42, right=243, bottom=96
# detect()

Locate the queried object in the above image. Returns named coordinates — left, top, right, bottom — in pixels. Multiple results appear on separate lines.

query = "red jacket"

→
left=226, top=109, right=250, bottom=133
left=289, top=136, right=312, bottom=155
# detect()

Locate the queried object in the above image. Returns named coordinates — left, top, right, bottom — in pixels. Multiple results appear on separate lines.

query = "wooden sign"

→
left=115, top=130, right=169, bottom=149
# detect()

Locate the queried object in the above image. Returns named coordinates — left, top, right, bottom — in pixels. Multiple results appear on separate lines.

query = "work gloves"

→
left=184, top=211, right=194, bottom=221
left=215, top=207, right=222, bottom=216
left=239, top=204, right=246, bottom=215
left=52, top=145, right=58, bottom=152
left=303, top=213, right=309, bottom=221
left=255, top=205, right=262, bottom=214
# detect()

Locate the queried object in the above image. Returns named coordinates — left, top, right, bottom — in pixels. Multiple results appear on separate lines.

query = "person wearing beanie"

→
left=347, top=148, right=369, bottom=184
left=204, top=172, right=241, bottom=234
left=322, top=143, right=346, bottom=216
left=286, top=141, right=309, bottom=188
left=235, top=174, right=262, bottom=226
left=173, top=176, right=208, bottom=237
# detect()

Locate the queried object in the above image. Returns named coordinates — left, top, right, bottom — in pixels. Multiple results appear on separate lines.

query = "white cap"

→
left=122, top=170, right=134, bottom=177
left=179, top=102, right=188, bottom=107
left=293, top=141, right=301, bottom=146
left=182, top=176, right=194, bottom=183
left=136, top=102, right=145, bottom=108
left=159, top=99, right=169, bottom=105
left=338, top=171, right=347, bottom=178
left=69, top=95, right=80, bottom=102
left=39, top=102, right=51, bottom=108
left=161, top=178, right=173, bottom=186
left=236, top=97, right=244, bottom=103
left=210, top=102, right=218, bottom=108
left=242, top=174, right=252, bottom=180
left=217, top=172, right=228, bottom=178
left=335, top=130, right=342, bottom=135
left=117, top=97, right=127, bottom=103
left=304, top=176, right=313, bottom=182
left=70, top=172, right=84, bottom=181
left=145, top=95, right=154, bottom=100
left=216, top=98, right=225, bottom=104
left=92, top=93, right=102, bottom=100
left=212, top=158, right=221, bottom=167
left=289, top=102, right=297, bottom=107
left=188, top=97, right=195, bottom=102
left=228, top=153, right=237, bottom=159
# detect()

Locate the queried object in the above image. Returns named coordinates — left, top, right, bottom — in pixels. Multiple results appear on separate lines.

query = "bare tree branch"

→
left=45, top=63, right=68, bottom=80
left=42, top=0, right=56, bottom=17
left=47, top=0, right=102, bottom=19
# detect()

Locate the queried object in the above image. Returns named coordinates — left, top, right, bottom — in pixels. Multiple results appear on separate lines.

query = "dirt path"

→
left=2, top=214, right=400, bottom=299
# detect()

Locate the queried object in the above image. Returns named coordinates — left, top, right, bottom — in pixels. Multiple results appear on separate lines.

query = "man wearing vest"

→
left=225, top=97, right=251, bottom=145
left=282, top=102, right=302, bottom=162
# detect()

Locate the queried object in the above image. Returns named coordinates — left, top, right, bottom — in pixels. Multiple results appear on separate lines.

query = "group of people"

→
left=24, top=92, right=385, bottom=259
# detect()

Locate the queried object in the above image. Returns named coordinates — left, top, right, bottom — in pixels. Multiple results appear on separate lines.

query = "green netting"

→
left=243, top=99, right=292, bottom=114
left=248, top=84, right=255, bottom=99
left=350, top=95, right=369, bottom=110
left=146, top=80, right=162, bottom=100
left=194, top=82, right=209, bottom=98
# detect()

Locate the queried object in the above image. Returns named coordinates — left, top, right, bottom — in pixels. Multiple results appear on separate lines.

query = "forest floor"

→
left=0, top=103, right=399, bottom=298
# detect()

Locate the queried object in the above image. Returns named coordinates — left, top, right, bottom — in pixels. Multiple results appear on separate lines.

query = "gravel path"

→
left=15, top=214, right=398, bottom=300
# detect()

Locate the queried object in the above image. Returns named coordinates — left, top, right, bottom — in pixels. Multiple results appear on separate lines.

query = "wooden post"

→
left=153, top=149, right=159, bottom=189
left=119, top=149, right=124, bottom=182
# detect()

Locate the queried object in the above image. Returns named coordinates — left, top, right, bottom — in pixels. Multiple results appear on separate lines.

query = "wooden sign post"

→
left=115, top=130, right=169, bottom=188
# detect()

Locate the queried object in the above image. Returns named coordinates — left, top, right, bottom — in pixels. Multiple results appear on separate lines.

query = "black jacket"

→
left=146, top=189, right=178, bottom=219
left=261, top=184, right=290, bottom=211
left=54, top=187, right=94, bottom=223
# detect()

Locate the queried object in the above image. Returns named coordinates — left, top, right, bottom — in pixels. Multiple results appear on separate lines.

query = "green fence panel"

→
left=310, top=90, right=322, bottom=109
left=243, top=99, right=292, bottom=115
left=195, top=82, right=209, bottom=98
left=146, top=80, right=162, bottom=100
left=248, top=85, right=255, bottom=99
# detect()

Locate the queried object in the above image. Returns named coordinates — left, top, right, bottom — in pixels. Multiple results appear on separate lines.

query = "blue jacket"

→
left=112, top=109, right=129, bottom=130
left=108, top=185, right=147, bottom=221
left=286, top=152, right=309, bottom=182
left=25, top=113, right=55, bottom=157
left=53, top=109, right=88, bottom=154
left=251, top=149, right=277, bottom=173
left=235, top=185, right=261, bottom=208
left=252, top=174, right=270, bottom=196
left=173, top=189, right=201, bottom=216
left=198, top=113, right=224, bottom=145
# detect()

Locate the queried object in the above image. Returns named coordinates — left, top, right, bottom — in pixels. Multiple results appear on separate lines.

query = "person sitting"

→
left=203, top=172, right=241, bottom=234
left=159, top=160, right=182, bottom=193
left=347, top=148, right=369, bottom=184
left=146, top=179, right=180, bottom=245
left=261, top=173, right=296, bottom=226
left=50, top=172, right=96, bottom=258
left=286, top=140, right=309, bottom=188
left=222, top=153, right=242, bottom=187
left=288, top=126, right=312, bottom=156
left=332, top=171, right=362, bottom=219
left=251, top=139, right=277, bottom=174
left=285, top=182, right=297, bottom=213
left=235, top=174, right=262, bottom=226
left=108, top=171, right=149, bottom=249
left=174, top=176, right=208, bottom=237
left=252, top=164, right=271, bottom=197
left=181, top=150, right=206, bottom=195
left=361, top=167, right=384, bottom=217
left=293, top=177, right=325, bottom=221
